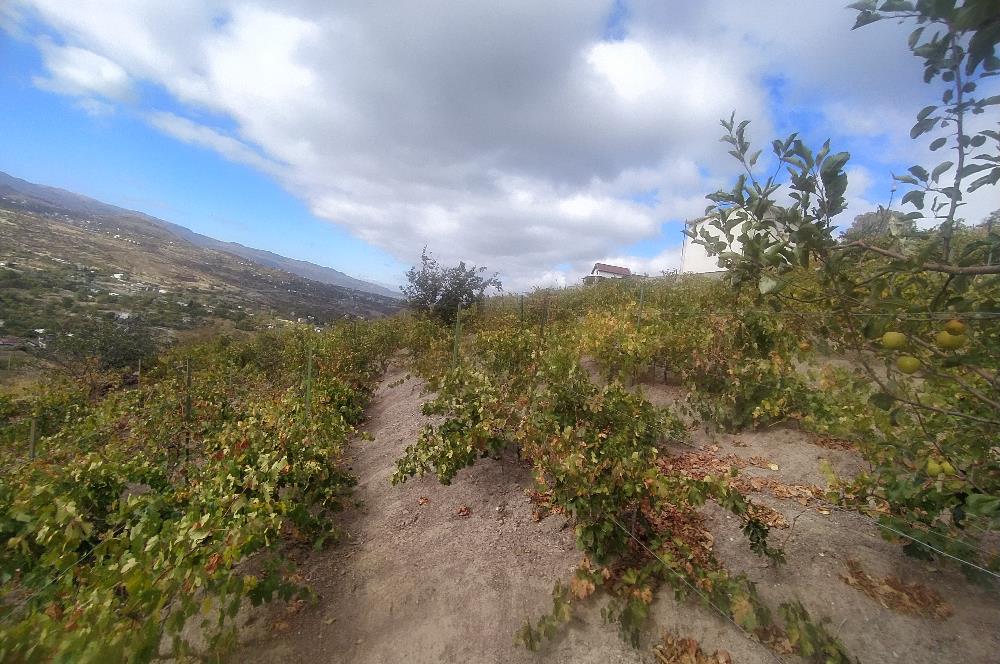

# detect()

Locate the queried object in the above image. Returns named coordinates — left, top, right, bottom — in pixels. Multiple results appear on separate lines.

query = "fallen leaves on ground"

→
left=527, top=488, right=565, bottom=522
left=747, top=502, right=789, bottom=529
left=660, top=450, right=825, bottom=511
left=658, top=450, right=752, bottom=478
left=660, top=449, right=780, bottom=478
left=417, top=496, right=430, bottom=506
left=456, top=505, right=471, bottom=518
left=645, top=504, right=717, bottom=571
left=812, top=436, right=858, bottom=452
left=841, top=559, right=953, bottom=619
left=737, top=475, right=825, bottom=506
left=653, top=630, right=732, bottom=664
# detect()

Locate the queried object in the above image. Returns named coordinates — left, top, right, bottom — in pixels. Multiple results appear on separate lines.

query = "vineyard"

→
left=0, top=323, right=399, bottom=661
left=387, top=273, right=999, bottom=662
left=3, top=266, right=997, bottom=662
left=1, top=2, right=999, bottom=662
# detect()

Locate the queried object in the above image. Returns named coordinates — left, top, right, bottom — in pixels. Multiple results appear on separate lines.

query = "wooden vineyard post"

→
left=29, top=417, right=37, bottom=460
left=637, top=281, right=645, bottom=327
left=452, top=303, right=462, bottom=369
left=184, top=358, right=192, bottom=424
left=540, top=296, right=549, bottom=342
left=304, top=346, right=313, bottom=423
left=184, top=358, right=192, bottom=467
left=519, top=295, right=524, bottom=324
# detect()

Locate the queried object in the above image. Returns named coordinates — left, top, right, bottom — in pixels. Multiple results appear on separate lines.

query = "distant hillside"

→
left=0, top=172, right=402, bottom=337
left=0, top=171, right=401, bottom=299
left=161, top=224, right=401, bottom=299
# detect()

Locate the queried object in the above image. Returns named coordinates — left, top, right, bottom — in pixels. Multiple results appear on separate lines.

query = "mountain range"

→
left=0, top=171, right=401, bottom=299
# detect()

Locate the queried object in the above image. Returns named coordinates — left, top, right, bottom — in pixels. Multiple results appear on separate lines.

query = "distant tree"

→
left=840, top=207, right=916, bottom=244
left=978, top=208, right=999, bottom=234
left=401, top=248, right=501, bottom=324
left=45, top=316, right=158, bottom=391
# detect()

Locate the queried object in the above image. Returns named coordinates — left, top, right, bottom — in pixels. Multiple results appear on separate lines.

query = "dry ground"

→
left=230, top=365, right=1000, bottom=664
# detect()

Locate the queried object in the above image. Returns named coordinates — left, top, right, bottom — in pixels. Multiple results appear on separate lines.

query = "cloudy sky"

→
left=1, top=1, right=996, bottom=291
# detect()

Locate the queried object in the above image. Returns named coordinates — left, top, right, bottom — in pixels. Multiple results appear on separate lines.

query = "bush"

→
left=400, top=248, right=501, bottom=324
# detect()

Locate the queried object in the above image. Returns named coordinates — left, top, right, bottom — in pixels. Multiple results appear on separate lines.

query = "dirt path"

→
left=232, top=367, right=648, bottom=663
left=232, top=366, right=1000, bottom=664
left=639, top=377, right=1000, bottom=664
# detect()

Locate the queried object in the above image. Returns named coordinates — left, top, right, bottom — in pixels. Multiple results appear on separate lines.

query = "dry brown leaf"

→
left=747, top=503, right=789, bottom=529
left=644, top=503, right=716, bottom=571
left=813, top=436, right=858, bottom=452
left=841, top=559, right=953, bottom=619
left=456, top=505, right=471, bottom=518
left=654, top=630, right=733, bottom=664
left=417, top=496, right=430, bottom=506
left=569, top=575, right=596, bottom=599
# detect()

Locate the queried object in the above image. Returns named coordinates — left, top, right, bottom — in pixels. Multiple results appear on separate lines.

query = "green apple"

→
left=896, top=356, right=921, bottom=374
left=943, top=319, right=966, bottom=336
left=926, top=458, right=942, bottom=476
left=935, top=331, right=966, bottom=349
left=881, top=331, right=907, bottom=349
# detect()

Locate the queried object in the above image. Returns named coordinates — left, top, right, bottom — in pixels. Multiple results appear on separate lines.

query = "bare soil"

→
left=231, top=365, right=1000, bottom=664
left=231, top=366, right=641, bottom=663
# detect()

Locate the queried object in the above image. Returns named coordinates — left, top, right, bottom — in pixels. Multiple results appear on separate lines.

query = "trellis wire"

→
left=662, top=431, right=1000, bottom=567
left=451, top=336, right=998, bottom=578
left=485, top=296, right=1000, bottom=321
left=608, top=514, right=788, bottom=664
left=0, top=524, right=128, bottom=626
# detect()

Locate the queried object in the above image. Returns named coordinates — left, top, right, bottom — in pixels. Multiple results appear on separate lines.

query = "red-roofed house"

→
left=583, top=262, right=631, bottom=285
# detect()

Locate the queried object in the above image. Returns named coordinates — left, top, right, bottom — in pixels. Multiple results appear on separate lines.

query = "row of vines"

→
left=392, top=268, right=997, bottom=661
left=0, top=322, right=399, bottom=662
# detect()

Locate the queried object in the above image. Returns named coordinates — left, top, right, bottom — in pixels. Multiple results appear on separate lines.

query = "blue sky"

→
left=2, top=1, right=994, bottom=290
left=0, top=32, right=406, bottom=286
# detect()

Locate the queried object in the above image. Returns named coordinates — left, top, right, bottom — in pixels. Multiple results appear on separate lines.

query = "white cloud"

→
left=824, top=102, right=912, bottom=139
left=8, top=0, right=998, bottom=288
left=587, top=40, right=666, bottom=102
left=600, top=246, right=684, bottom=277
left=74, top=97, right=115, bottom=117
left=146, top=111, right=282, bottom=176
left=841, top=165, right=884, bottom=227
left=33, top=39, right=132, bottom=100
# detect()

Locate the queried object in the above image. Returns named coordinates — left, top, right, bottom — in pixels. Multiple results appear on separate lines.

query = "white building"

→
left=681, top=216, right=742, bottom=274
left=583, top=262, right=632, bottom=285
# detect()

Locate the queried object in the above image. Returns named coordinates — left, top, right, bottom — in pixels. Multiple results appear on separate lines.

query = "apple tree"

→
left=688, top=0, right=1000, bottom=574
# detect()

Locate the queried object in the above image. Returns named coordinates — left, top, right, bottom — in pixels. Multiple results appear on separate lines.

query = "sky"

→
left=1, top=1, right=996, bottom=292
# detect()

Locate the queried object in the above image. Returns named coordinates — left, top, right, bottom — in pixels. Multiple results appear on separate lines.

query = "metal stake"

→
left=29, top=417, right=37, bottom=460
